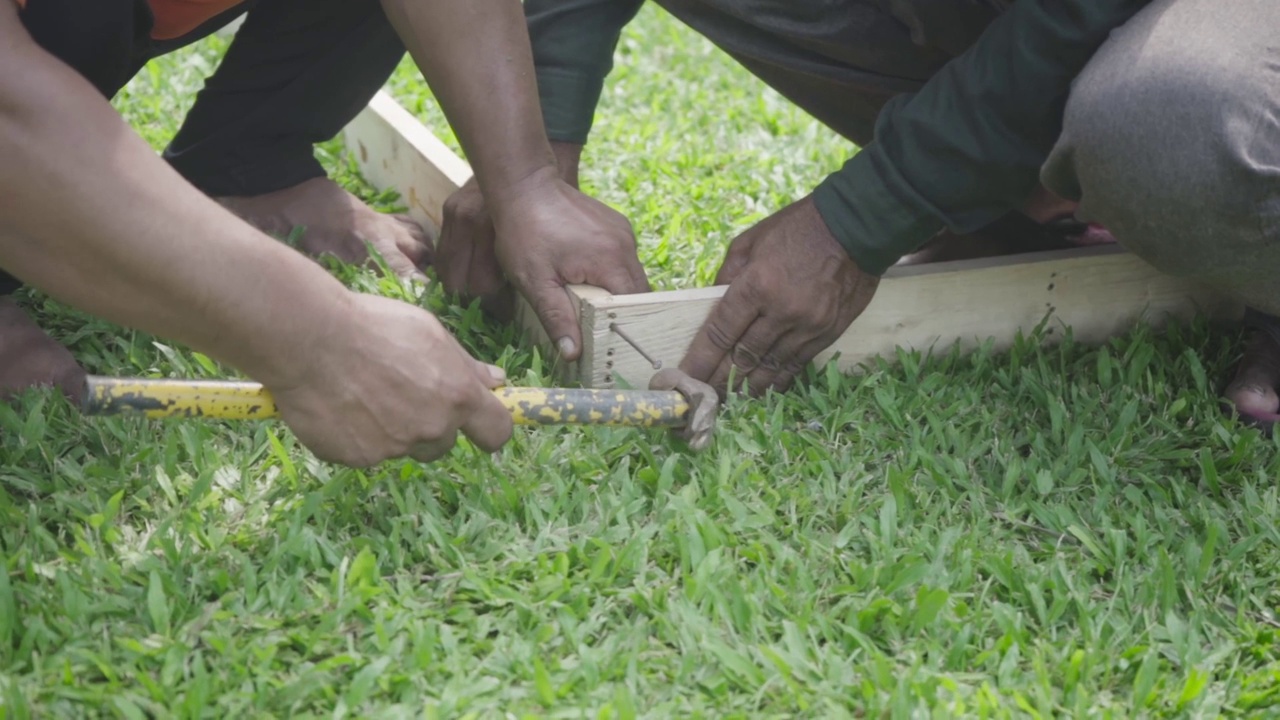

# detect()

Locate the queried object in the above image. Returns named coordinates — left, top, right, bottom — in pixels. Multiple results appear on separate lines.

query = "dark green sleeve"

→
left=811, top=0, right=1152, bottom=276
left=525, top=0, right=646, bottom=145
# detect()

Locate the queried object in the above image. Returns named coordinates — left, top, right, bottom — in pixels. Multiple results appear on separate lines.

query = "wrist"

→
left=204, top=253, right=359, bottom=392
left=485, top=163, right=568, bottom=223
left=481, top=161, right=562, bottom=209
left=550, top=141, right=583, bottom=188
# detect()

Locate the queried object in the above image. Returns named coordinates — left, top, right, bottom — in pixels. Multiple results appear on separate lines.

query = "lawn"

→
left=5, top=6, right=1280, bottom=718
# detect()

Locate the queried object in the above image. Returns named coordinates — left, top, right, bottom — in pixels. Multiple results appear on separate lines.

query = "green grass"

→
left=5, top=6, right=1280, bottom=717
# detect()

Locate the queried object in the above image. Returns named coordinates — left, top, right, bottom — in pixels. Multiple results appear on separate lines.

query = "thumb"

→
left=528, top=281, right=583, bottom=362
left=471, top=359, right=507, bottom=389
left=460, top=365, right=515, bottom=453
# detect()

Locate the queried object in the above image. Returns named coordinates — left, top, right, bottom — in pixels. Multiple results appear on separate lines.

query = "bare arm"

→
left=0, top=5, right=352, bottom=387
left=380, top=0, right=561, bottom=204
left=383, top=0, right=649, bottom=360
left=0, top=6, right=513, bottom=465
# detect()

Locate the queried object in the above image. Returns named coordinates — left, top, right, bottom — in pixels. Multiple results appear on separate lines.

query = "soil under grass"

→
left=4, top=6, right=1280, bottom=717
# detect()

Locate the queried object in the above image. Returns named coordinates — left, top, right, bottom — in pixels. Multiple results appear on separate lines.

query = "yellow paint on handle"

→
left=83, top=377, right=279, bottom=420
left=81, top=376, right=691, bottom=428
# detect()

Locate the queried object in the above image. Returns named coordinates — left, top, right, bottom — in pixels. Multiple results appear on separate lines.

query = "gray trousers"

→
left=654, top=0, right=1280, bottom=315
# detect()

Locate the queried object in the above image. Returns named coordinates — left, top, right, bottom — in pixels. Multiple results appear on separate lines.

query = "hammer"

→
left=79, top=367, right=719, bottom=451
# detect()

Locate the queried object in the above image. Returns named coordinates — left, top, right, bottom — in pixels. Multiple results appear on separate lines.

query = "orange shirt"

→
left=11, top=0, right=248, bottom=40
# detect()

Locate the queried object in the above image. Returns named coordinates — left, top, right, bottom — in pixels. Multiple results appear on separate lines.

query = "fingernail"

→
left=558, top=337, right=577, bottom=357
left=486, top=364, right=507, bottom=383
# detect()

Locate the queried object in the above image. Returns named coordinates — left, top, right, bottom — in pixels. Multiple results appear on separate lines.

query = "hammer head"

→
left=648, top=368, right=719, bottom=451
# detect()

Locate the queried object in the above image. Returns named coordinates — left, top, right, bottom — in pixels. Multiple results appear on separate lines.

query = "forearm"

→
left=381, top=0, right=560, bottom=203
left=0, top=16, right=351, bottom=387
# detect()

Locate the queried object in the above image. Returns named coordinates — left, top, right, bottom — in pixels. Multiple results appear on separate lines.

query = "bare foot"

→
left=216, top=177, right=434, bottom=283
left=0, top=297, right=86, bottom=404
left=1225, top=329, right=1280, bottom=426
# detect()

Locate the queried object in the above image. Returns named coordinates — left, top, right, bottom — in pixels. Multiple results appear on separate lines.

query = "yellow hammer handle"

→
left=80, top=376, right=691, bottom=428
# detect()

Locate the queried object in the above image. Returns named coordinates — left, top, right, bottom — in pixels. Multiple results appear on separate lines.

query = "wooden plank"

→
left=576, top=244, right=1244, bottom=389
left=340, top=91, right=576, bottom=377
left=341, top=91, right=473, bottom=238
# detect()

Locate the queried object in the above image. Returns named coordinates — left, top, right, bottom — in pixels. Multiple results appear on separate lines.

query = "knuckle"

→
left=739, top=271, right=772, bottom=303
left=442, top=193, right=465, bottom=217
left=443, top=190, right=482, bottom=221
left=704, top=321, right=737, bottom=352
left=534, top=300, right=572, bottom=329
left=776, top=300, right=808, bottom=325
left=732, top=344, right=761, bottom=368
left=440, top=382, right=474, bottom=412
left=783, top=357, right=808, bottom=377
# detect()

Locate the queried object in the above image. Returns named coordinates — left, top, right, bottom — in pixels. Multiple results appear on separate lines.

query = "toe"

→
left=0, top=299, right=87, bottom=402
left=392, top=214, right=436, bottom=267
left=1224, top=331, right=1280, bottom=421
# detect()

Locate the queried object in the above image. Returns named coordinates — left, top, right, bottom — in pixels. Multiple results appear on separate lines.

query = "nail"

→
left=558, top=337, right=577, bottom=358
left=486, top=364, right=507, bottom=383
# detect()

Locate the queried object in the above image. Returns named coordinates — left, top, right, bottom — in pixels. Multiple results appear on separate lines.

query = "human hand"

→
left=680, top=195, right=879, bottom=395
left=435, top=175, right=517, bottom=321
left=487, top=166, right=650, bottom=360
left=268, top=291, right=514, bottom=467
left=435, top=143, right=648, bottom=360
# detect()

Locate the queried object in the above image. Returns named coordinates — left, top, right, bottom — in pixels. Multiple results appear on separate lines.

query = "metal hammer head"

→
left=648, top=368, right=720, bottom=451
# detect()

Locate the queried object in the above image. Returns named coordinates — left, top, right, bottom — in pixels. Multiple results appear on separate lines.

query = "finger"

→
left=466, top=223, right=507, bottom=298
left=393, top=214, right=435, bottom=268
left=436, top=202, right=476, bottom=296
left=439, top=187, right=506, bottom=301
left=472, top=360, right=507, bottom=389
left=479, top=284, right=517, bottom=324
left=596, top=255, right=651, bottom=296
left=526, top=280, right=583, bottom=361
left=618, top=252, right=652, bottom=294
left=707, top=312, right=784, bottom=394
left=459, top=379, right=516, bottom=453
left=380, top=245, right=430, bottom=285
left=679, top=279, right=759, bottom=384
left=744, top=327, right=813, bottom=394
left=409, top=435, right=457, bottom=464
left=770, top=335, right=834, bottom=393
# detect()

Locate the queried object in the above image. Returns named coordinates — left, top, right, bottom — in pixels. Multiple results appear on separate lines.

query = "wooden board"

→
left=341, top=92, right=1244, bottom=390
left=576, top=245, right=1243, bottom=388
left=341, top=91, right=473, bottom=238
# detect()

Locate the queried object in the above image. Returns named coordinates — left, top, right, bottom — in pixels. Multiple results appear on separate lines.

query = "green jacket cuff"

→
left=812, top=147, right=945, bottom=276
left=536, top=67, right=606, bottom=145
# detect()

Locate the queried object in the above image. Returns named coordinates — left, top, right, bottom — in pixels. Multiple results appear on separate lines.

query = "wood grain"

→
left=341, top=91, right=472, bottom=237
left=576, top=245, right=1243, bottom=388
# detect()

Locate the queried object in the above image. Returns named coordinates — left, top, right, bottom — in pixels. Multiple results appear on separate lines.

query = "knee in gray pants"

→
left=1041, top=0, right=1280, bottom=314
